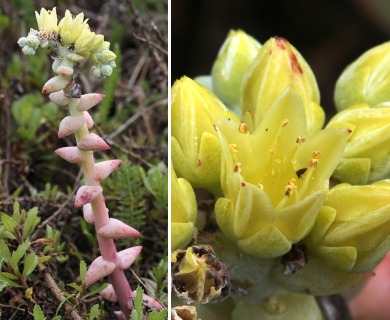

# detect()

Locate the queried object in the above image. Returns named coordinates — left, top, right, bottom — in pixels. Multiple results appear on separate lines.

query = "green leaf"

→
left=84, top=282, right=108, bottom=299
left=12, top=202, right=21, bottom=223
left=67, top=282, right=83, bottom=293
left=1, top=213, right=17, bottom=235
left=1, top=272, right=19, bottom=280
left=0, top=280, right=9, bottom=292
left=0, top=239, right=12, bottom=262
left=131, top=287, right=144, bottom=320
left=148, top=309, right=168, bottom=320
left=38, top=255, right=51, bottom=264
left=0, top=273, right=21, bottom=289
left=10, top=241, right=31, bottom=275
left=89, top=304, right=100, bottom=320
left=33, top=304, right=47, bottom=320
left=22, top=207, right=40, bottom=240
left=22, top=252, right=39, bottom=279
left=80, top=260, right=87, bottom=285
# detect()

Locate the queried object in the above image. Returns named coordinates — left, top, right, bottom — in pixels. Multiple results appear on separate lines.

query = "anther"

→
left=229, top=144, right=239, bottom=152
left=239, top=123, right=248, bottom=134
left=234, top=162, right=242, bottom=173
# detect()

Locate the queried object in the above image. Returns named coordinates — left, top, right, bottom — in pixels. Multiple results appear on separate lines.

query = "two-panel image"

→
left=1, top=0, right=390, bottom=319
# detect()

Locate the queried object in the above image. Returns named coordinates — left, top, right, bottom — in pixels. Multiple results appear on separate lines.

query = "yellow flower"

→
left=241, top=37, right=324, bottom=136
left=58, top=10, right=89, bottom=45
left=211, top=29, right=261, bottom=108
left=335, top=42, right=390, bottom=111
left=35, top=7, right=58, bottom=33
left=171, top=76, right=239, bottom=194
left=171, top=165, right=197, bottom=250
left=306, top=180, right=390, bottom=272
left=74, top=28, right=97, bottom=56
left=328, top=103, right=390, bottom=184
left=215, top=87, right=351, bottom=258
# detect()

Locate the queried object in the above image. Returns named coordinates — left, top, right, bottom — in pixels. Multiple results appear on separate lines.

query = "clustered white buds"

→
left=17, top=7, right=116, bottom=79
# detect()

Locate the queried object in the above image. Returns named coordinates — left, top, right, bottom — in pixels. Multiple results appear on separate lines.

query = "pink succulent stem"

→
left=66, top=97, right=136, bottom=315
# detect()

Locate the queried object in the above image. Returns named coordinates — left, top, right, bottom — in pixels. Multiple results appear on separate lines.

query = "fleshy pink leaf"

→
left=84, top=111, right=94, bottom=129
left=117, top=246, right=142, bottom=270
left=55, top=147, right=81, bottom=164
left=95, top=160, right=122, bottom=181
left=77, top=133, right=110, bottom=151
left=42, top=76, right=69, bottom=94
left=83, top=203, right=94, bottom=224
left=85, top=256, right=116, bottom=287
left=74, top=185, right=103, bottom=208
left=99, top=284, right=118, bottom=302
left=114, top=311, right=126, bottom=320
left=130, top=291, right=164, bottom=311
left=49, top=90, right=68, bottom=106
left=58, top=116, right=85, bottom=138
left=78, top=93, right=105, bottom=111
left=98, top=218, right=140, bottom=239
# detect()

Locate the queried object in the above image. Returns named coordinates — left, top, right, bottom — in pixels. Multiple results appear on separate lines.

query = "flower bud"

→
left=171, top=76, right=239, bottom=193
left=241, top=37, right=324, bottom=135
left=211, top=29, right=261, bottom=108
left=305, top=180, right=390, bottom=273
left=171, top=166, right=197, bottom=250
left=35, top=7, right=58, bottom=33
left=58, top=10, right=89, bottom=45
left=334, top=42, right=390, bottom=111
left=327, top=103, right=390, bottom=184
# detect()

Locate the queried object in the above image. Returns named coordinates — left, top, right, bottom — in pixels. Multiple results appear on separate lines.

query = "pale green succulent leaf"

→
left=237, top=225, right=291, bottom=258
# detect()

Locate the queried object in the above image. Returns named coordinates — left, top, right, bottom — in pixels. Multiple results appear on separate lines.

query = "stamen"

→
left=275, top=179, right=297, bottom=211
left=298, top=152, right=320, bottom=198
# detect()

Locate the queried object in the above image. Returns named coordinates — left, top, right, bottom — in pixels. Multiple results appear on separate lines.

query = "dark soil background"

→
left=171, top=0, right=390, bottom=119
left=0, top=0, right=167, bottom=319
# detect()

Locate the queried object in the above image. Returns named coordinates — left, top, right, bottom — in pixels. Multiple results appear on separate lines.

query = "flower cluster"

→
left=172, top=29, right=390, bottom=318
left=17, top=8, right=116, bottom=78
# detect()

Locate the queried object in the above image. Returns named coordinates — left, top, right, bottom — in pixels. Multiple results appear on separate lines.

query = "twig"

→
left=0, top=89, right=11, bottom=194
left=133, top=86, right=155, bottom=142
left=126, top=0, right=168, bottom=77
left=108, top=97, right=167, bottom=140
left=37, top=258, right=82, bottom=320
